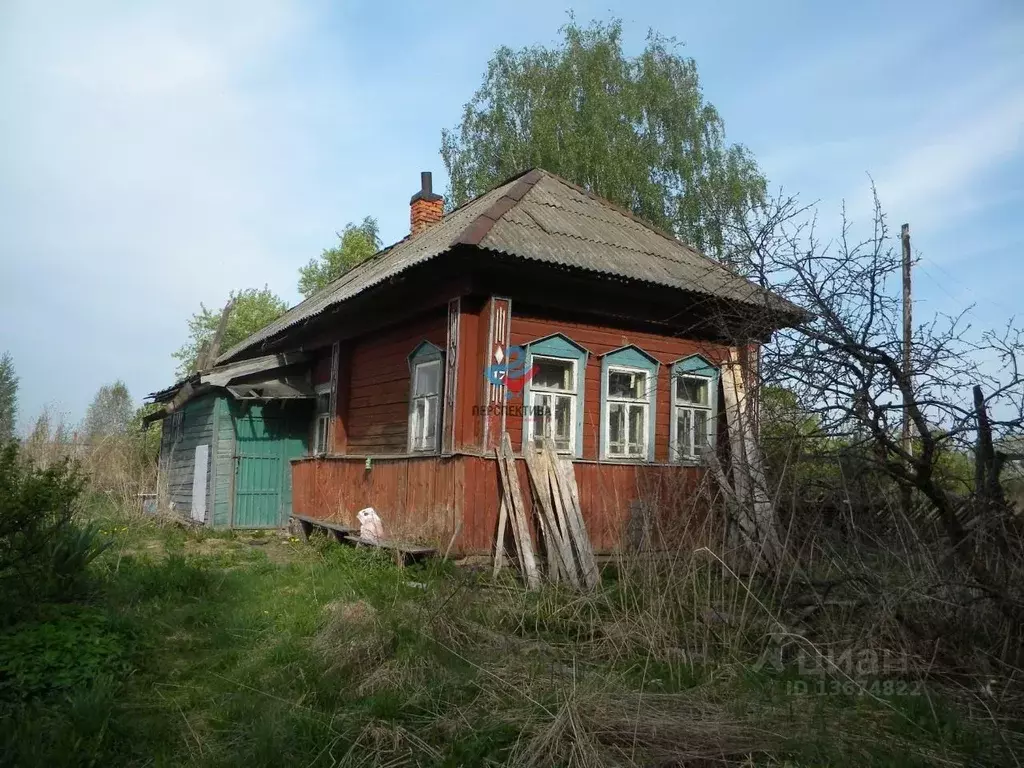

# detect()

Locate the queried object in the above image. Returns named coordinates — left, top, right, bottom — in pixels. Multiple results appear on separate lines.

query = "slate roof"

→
left=219, top=168, right=801, bottom=363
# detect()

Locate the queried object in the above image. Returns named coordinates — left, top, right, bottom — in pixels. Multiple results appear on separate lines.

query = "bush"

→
left=0, top=442, right=107, bottom=623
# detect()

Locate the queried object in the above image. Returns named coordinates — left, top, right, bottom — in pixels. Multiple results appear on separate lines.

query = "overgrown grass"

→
left=0, top=499, right=1018, bottom=767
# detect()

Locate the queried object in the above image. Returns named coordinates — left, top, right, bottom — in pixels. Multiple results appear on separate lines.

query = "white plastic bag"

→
left=357, top=507, right=384, bottom=543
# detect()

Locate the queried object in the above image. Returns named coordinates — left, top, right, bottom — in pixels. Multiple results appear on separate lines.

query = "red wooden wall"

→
left=342, top=308, right=448, bottom=454
left=507, top=313, right=732, bottom=461
left=292, top=455, right=462, bottom=544
left=292, top=453, right=711, bottom=555
left=288, top=298, right=741, bottom=556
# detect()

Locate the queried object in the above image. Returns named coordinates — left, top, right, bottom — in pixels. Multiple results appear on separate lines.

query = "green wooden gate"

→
left=231, top=403, right=309, bottom=528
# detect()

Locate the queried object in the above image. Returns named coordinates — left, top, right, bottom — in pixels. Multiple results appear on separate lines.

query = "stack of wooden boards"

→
left=493, top=433, right=599, bottom=591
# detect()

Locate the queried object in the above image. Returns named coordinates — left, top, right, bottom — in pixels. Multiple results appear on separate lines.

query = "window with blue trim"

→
left=313, top=384, right=332, bottom=454
left=670, top=355, right=719, bottom=462
left=600, top=346, right=658, bottom=461
left=408, top=342, right=443, bottom=453
left=522, top=334, right=587, bottom=457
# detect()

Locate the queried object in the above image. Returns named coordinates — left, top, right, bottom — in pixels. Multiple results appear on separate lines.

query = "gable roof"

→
left=219, top=168, right=801, bottom=363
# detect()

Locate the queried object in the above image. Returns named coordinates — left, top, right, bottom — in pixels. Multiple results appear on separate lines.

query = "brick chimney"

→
left=410, top=171, right=443, bottom=235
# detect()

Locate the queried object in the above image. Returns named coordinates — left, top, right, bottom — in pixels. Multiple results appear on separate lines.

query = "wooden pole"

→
left=901, top=223, right=913, bottom=518
left=901, top=223, right=913, bottom=457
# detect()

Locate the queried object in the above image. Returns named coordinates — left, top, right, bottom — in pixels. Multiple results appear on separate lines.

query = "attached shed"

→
left=148, top=354, right=314, bottom=528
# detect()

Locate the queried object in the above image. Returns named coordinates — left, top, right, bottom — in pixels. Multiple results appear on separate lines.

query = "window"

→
left=673, top=374, right=713, bottom=461
left=669, top=355, right=719, bottom=463
left=605, top=367, right=650, bottom=458
left=600, top=346, right=658, bottom=461
left=313, top=385, right=332, bottom=454
left=521, top=334, right=588, bottom=457
left=527, top=356, right=577, bottom=453
left=409, top=358, right=441, bottom=452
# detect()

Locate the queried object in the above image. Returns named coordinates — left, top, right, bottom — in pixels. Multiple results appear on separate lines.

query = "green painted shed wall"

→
left=212, top=397, right=235, bottom=528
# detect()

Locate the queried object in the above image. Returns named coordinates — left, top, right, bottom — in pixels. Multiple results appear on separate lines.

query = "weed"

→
left=0, top=495, right=1017, bottom=767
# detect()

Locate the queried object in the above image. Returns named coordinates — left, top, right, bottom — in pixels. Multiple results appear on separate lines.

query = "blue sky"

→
left=1, top=0, right=1021, bottom=431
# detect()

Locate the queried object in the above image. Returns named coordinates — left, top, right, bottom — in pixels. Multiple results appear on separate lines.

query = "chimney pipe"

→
left=410, top=171, right=443, bottom=235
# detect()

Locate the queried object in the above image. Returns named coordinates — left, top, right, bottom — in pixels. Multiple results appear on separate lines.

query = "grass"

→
left=0, top=499, right=1019, bottom=767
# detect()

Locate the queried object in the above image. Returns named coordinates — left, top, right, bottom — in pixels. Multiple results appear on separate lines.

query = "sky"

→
left=1, top=0, right=1022, bottom=432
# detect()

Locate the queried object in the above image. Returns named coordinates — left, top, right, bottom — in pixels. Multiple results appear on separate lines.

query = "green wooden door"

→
left=231, top=404, right=309, bottom=528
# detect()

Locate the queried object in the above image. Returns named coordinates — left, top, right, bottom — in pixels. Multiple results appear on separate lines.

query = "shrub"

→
left=0, top=442, right=106, bottom=623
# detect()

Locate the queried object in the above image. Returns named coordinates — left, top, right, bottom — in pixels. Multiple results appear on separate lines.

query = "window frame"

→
left=525, top=354, right=579, bottom=455
left=603, top=365, right=652, bottom=460
left=599, top=345, right=659, bottom=462
left=312, top=383, right=332, bottom=455
left=669, top=354, right=720, bottom=464
left=520, top=334, right=589, bottom=458
left=407, top=341, right=444, bottom=454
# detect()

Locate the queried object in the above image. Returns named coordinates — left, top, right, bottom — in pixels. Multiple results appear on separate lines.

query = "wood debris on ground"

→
left=494, top=433, right=598, bottom=591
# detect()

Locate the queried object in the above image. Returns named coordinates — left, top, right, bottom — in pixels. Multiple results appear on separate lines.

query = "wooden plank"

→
left=544, top=441, right=598, bottom=590
left=343, top=535, right=437, bottom=555
left=495, top=446, right=527, bottom=575
left=498, top=434, right=540, bottom=589
left=558, top=455, right=599, bottom=588
left=544, top=450, right=580, bottom=585
left=492, top=493, right=510, bottom=578
left=524, top=448, right=560, bottom=583
left=524, top=448, right=576, bottom=586
left=291, top=514, right=356, bottom=535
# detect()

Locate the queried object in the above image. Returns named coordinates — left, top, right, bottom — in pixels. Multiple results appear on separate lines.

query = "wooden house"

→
left=150, top=169, right=798, bottom=545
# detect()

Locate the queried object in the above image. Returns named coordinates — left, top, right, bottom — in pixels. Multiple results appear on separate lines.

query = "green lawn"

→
left=0, top=502, right=1015, bottom=767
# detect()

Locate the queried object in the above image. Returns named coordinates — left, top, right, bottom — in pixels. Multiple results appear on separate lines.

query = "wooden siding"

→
left=457, top=296, right=487, bottom=449
left=211, top=397, right=235, bottom=527
left=158, top=394, right=217, bottom=516
left=312, top=353, right=333, bottom=386
left=343, top=308, right=448, bottom=455
left=292, top=453, right=709, bottom=555
left=292, top=455, right=462, bottom=543
left=508, top=314, right=733, bottom=462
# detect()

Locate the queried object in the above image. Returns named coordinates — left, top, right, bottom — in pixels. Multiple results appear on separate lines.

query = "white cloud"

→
left=869, top=89, right=1024, bottom=229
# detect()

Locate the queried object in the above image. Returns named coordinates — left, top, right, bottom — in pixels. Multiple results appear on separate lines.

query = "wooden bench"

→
left=290, top=515, right=437, bottom=566
left=291, top=514, right=356, bottom=544
left=343, top=535, right=437, bottom=566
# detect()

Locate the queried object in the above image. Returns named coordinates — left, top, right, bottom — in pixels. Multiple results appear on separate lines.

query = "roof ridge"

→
left=455, top=168, right=545, bottom=246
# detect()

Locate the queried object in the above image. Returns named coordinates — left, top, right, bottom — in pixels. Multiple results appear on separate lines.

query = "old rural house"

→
left=150, top=168, right=798, bottom=547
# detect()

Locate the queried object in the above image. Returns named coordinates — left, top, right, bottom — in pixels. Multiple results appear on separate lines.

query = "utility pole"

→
left=901, top=223, right=913, bottom=456
left=901, top=223, right=913, bottom=518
